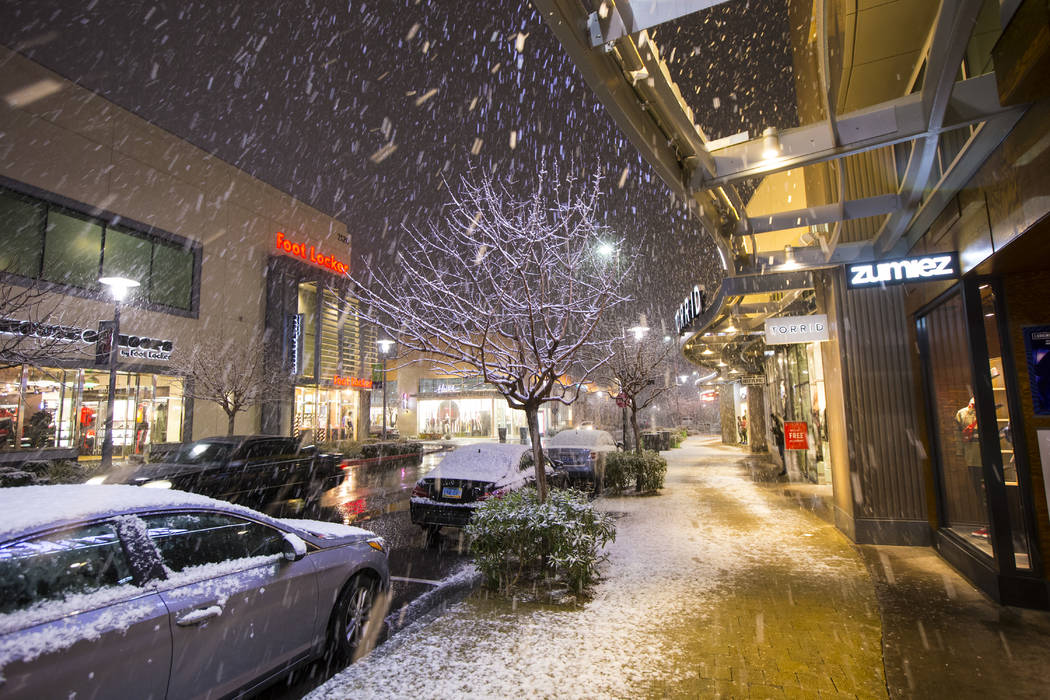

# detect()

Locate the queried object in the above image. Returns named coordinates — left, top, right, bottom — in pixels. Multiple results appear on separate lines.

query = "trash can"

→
left=658, top=431, right=671, bottom=451
left=519, top=426, right=529, bottom=444
left=498, top=426, right=507, bottom=443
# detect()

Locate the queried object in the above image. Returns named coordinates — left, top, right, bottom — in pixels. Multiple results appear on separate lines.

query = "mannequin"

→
left=955, top=397, right=987, bottom=538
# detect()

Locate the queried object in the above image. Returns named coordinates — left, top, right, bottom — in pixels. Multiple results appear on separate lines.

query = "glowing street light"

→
left=98, top=276, right=140, bottom=471
left=377, top=338, right=395, bottom=440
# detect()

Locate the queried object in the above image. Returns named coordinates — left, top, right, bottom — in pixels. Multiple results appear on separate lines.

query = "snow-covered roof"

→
left=0, top=485, right=268, bottom=538
left=421, top=443, right=532, bottom=483
left=548, top=429, right=617, bottom=449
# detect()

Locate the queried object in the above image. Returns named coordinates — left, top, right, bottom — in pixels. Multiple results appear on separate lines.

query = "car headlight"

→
left=142, top=479, right=173, bottom=489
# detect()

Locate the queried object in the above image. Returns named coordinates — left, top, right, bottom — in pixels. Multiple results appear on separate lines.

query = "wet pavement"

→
left=258, top=444, right=476, bottom=699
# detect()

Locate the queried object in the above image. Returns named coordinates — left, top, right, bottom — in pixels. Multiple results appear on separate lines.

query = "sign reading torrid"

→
left=275, top=232, right=349, bottom=275
left=764, top=315, right=829, bottom=345
left=785, top=421, right=808, bottom=450
left=333, top=375, right=372, bottom=390
left=846, top=252, right=959, bottom=289
left=674, top=285, right=706, bottom=336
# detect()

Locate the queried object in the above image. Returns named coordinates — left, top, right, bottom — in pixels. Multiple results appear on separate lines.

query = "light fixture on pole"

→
left=98, top=276, right=140, bottom=472
left=377, top=338, right=394, bottom=440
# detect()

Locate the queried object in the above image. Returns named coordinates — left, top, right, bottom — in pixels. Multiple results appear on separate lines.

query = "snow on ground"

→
left=308, top=441, right=865, bottom=699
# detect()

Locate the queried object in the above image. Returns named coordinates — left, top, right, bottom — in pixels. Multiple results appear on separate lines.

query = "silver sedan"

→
left=0, top=484, right=390, bottom=699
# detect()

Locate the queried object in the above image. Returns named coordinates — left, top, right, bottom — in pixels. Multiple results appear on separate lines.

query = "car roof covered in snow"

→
left=0, top=484, right=274, bottom=539
left=421, top=443, right=532, bottom=483
left=547, top=429, right=617, bottom=449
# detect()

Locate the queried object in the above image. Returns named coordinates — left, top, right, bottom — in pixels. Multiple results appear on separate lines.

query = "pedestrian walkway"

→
left=308, top=437, right=1050, bottom=699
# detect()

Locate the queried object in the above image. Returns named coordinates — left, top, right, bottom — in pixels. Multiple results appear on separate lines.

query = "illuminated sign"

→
left=0, top=318, right=173, bottom=361
left=674, top=285, right=706, bottom=336
left=334, top=375, right=373, bottom=389
left=288, top=314, right=303, bottom=375
left=764, top=315, right=829, bottom=345
left=846, top=253, right=959, bottom=289
left=275, top=232, right=349, bottom=275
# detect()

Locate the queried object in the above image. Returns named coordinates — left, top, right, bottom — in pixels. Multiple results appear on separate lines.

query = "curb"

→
left=383, top=563, right=483, bottom=637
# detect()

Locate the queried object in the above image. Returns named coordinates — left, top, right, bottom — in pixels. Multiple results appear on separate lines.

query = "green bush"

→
left=466, top=488, right=615, bottom=595
left=603, top=451, right=668, bottom=494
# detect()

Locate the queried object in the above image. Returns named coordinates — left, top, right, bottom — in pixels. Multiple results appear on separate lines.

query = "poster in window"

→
left=785, top=421, right=808, bottom=450
left=1024, top=326, right=1050, bottom=415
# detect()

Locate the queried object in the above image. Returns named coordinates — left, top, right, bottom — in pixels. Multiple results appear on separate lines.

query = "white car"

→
left=409, top=443, right=556, bottom=545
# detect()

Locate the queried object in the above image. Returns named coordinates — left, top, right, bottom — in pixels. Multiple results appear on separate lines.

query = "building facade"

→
left=0, top=47, right=372, bottom=461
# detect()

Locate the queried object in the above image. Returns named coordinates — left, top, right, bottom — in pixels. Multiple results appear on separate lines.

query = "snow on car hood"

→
left=420, top=443, right=532, bottom=484
left=277, top=518, right=376, bottom=541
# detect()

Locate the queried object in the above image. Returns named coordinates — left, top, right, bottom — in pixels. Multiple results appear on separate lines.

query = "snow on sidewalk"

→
left=308, top=437, right=883, bottom=699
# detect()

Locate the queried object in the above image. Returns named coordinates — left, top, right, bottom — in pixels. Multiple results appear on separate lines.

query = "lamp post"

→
left=377, top=338, right=394, bottom=440
left=98, top=276, right=140, bottom=471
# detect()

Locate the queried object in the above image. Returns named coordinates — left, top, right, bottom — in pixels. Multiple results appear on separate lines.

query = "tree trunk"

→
left=526, top=407, right=548, bottom=502
left=630, top=406, right=642, bottom=455
left=227, top=411, right=236, bottom=436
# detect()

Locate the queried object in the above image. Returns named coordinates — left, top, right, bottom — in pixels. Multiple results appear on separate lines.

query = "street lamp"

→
left=377, top=338, right=394, bottom=440
left=98, top=276, right=140, bottom=471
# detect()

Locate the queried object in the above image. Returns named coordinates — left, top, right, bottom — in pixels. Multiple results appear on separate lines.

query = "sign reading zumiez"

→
left=846, top=252, right=959, bottom=289
left=764, top=315, right=829, bottom=345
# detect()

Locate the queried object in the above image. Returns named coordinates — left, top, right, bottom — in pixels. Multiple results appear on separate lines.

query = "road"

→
left=257, top=444, right=474, bottom=699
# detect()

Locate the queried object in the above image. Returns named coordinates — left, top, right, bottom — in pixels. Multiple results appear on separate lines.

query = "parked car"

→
left=545, top=428, right=620, bottom=492
left=410, top=443, right=557, bottom=544
left=0, top=484, right=389, bottom=699
left=107, top=435, right=342, bottom=515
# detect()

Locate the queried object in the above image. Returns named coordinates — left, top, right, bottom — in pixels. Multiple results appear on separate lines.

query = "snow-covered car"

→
left=0, top=485, right=389, bottom=700
left=545, top=428, right=620, bottom=491
left=410, top=443, right=556, bottom=544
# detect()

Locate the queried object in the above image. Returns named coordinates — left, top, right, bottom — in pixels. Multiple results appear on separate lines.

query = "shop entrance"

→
left=294, top=385, right=361, bottom=444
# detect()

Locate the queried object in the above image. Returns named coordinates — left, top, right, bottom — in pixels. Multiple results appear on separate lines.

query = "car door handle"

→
left=175, top=605, right=223, bottom=626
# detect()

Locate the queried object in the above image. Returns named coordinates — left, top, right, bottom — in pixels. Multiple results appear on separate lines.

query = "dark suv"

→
left=122, top=435, right=342, bottom=514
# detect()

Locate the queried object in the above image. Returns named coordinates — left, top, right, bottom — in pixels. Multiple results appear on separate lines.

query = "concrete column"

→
left=719, top=384, right=737, bottom=445
left=747, top=388, right=767, bottom=453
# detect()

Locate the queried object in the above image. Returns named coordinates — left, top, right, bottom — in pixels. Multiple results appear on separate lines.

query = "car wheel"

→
left=423, top=524, right=441, bottom=548
left=329, top=573, right=379, bottom=664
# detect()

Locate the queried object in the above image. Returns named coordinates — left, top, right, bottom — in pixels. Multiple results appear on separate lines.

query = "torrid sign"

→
left=674, top=285, right=706, bottom=336
left=275, top=232, right=349, bottom=275
left=846, top=252, right=959, bottom=289
left=764, top=315, right=829, bottom=345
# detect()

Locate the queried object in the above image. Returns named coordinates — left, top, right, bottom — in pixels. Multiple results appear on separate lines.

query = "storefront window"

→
left=80, top=370, right=183, bottom=458
left=297, top=282, right=317, bottom=377
left=294, top=385, right=360, bottom=443
left=980, top=284, right=1032, bottom=569
left=418, top=397, right=493, bottom=437
left=43, top=210, right=103, bottom=290
left=0, top=190, right=44, bottom=278
left=918, top=292, right=991, bottom=557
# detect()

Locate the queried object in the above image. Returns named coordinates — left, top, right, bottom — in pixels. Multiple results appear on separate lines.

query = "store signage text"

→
left=435, top=384, right=458, bottom=393
left=846, top=253, right=959, bottom=289
left=764, top=315, right=829, bottom=345
left=288, top=313, right=303, bottom=375
left=741, top=375, right=765, bottom=386
left=674, top=285, right=706, bottom=336
left=0, top=318, right=173, bottom=361
left=275, top=232, right=349, bottom=275
left=334, top=375, right=372, bottom=389
left=785, top=421, right=809, bottom=450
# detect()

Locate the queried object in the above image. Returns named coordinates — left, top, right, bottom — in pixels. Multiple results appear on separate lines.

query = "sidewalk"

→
left=308, top=437, right=1050, bottom=699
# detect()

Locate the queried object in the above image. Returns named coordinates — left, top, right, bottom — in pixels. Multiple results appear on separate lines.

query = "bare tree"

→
left=598, top=326, right=679, bottom=453
left=173, top=333, right=287, bottom=436
left=347, top=171, right=631, bottom=501
left=0, top=280, right=84, bottom=370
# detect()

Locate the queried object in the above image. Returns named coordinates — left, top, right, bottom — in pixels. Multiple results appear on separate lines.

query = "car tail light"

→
left=412, top=483, right=428, bottom=498
left=340, top=459, right=351, bottom=471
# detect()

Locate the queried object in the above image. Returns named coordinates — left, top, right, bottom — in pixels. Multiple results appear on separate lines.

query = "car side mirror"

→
left=281, top=533, right=307, bottom=562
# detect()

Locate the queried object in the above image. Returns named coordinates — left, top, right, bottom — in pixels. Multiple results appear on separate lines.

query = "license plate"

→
left=441, top=486, right=462, bottom=499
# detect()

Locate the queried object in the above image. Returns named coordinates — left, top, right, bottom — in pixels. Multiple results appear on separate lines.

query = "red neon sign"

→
left=275, top=232, right=349, bottom=275
left=334, top=375, right=372, bottom=389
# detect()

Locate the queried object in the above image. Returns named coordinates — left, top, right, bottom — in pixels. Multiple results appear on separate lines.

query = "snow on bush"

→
left=466, top=488, right=614, bottom=595
left=604, top=450, right=667, bottom=494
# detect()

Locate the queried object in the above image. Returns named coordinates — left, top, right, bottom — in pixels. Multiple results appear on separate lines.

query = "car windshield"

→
left=167, top=441, right=236, bottom=465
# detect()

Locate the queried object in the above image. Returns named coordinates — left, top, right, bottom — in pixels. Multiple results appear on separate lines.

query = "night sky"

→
left=0, top=0, right=797, bottom=328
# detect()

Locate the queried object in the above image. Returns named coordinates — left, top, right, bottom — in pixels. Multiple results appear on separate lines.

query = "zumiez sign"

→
left=846, top=253, right=959, bottom=289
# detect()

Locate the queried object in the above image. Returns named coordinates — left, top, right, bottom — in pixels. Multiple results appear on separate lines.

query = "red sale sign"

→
left=785, top=421, right=808, bottom=450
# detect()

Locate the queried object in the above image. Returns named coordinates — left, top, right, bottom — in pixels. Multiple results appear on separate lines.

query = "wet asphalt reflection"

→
left=258, top=446, right=471, bottom=699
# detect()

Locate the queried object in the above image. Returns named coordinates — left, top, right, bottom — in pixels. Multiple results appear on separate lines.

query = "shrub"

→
left=603, top=451, right=668, bottom=494
left=466, top=488, right=615, bottom=596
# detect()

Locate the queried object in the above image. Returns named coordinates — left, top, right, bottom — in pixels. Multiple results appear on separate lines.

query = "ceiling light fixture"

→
left=761, top=126, right=781, bottom=160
